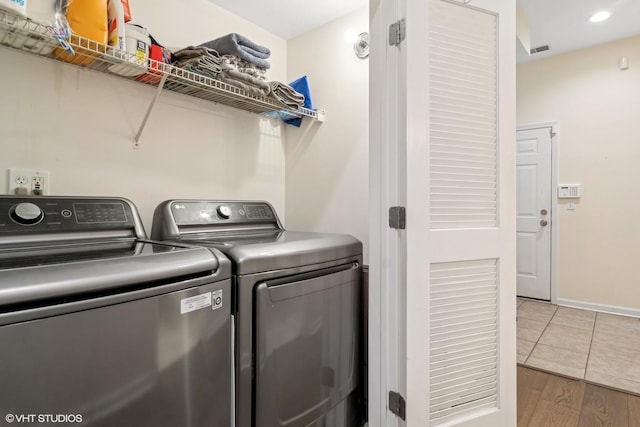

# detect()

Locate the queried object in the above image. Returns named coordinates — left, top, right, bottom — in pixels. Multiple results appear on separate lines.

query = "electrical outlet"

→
left=7, top=169, right=50, bottom=196
left=32, top=176, right=45, bottom=195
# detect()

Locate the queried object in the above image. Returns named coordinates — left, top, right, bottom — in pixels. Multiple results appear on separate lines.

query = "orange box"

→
left=121, top=0, right=132, bottom=22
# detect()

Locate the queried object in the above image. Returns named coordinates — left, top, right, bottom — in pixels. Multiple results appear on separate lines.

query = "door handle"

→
left=540, top=219, right=548, bottom=227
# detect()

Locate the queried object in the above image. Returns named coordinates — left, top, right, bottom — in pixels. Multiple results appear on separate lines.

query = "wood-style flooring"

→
left=518, top=366, right=640, bottom=426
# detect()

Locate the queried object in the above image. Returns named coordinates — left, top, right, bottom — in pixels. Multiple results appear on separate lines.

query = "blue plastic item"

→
left=284, top=75, right=313, bottom=127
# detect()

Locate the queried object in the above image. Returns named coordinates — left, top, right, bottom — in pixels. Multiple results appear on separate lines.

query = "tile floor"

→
left=517, top=299, right=640, bottom=396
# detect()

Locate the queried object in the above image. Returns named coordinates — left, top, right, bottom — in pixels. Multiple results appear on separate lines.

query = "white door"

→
left=516, top=127, right=552, bottom=300
left=369, top=0, right=517, bottom=426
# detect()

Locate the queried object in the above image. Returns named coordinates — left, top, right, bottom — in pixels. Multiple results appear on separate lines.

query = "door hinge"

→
left=389, top=206, right=406, bottom=230
left=389, top=391, right=406, bottom=420
left=388, top=18, right=406, bottom=46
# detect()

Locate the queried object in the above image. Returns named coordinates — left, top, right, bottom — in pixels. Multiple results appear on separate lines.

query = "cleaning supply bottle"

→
left=54, top=0, right=108, bottom=65
left=107, top=0, right=125, bottom=51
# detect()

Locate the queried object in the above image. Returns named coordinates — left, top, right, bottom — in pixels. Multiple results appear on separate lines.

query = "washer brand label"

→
left=180, top=293, right=212, bottom=314
left=212, top=290, right=223, bottom=310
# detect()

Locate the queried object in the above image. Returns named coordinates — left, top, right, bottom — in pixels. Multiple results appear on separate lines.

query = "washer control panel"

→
left=0, top=197, right=135, bottom=233
left=171, top=201, right=278, bottom=226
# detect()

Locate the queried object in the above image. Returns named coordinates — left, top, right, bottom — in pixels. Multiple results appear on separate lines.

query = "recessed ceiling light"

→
left=589, top=11, right=611, bottom=23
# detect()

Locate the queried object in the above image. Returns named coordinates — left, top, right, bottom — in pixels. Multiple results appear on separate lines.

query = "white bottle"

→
left=107, top=0, right=126, bottom=51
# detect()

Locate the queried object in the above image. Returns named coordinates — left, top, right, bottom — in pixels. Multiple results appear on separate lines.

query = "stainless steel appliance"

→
left=0, top=196, right=233, bottom=427
left=152, top=200, right=364, bottom=427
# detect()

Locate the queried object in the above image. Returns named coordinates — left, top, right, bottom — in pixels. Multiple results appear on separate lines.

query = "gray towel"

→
left=174, top=46, right=221, bottom=62
left=225, top=69, right=270, bottom=92
left=177, top=58, right=221, bottom=79
left=218, top=71, right=271, bottom=97
left=269, top=81, right=305, bottom=109
left=221, top=55, right=267, bottom=80
left=200, top=33, right=271, bottom=69
left=173, top=46, right=222, bottom=79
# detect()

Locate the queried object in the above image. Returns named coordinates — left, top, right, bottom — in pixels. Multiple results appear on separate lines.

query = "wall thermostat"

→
left=558, top=184, right=581, bottom=198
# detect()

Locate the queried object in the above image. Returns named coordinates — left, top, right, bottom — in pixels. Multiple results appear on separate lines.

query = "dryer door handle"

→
left=261, top=262, right=359, bottom=302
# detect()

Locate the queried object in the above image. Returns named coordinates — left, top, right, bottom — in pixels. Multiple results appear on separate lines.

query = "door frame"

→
left=516, top=121, right=559, bottom=304
left=369, top=0, right=404, bottom=423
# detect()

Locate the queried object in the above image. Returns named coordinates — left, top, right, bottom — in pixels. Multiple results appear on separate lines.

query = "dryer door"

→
left=254, top=263, right=361, bottom=427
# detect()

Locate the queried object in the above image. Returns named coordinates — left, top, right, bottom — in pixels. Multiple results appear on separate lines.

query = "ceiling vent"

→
left=530, top=45, right=550, bottom=54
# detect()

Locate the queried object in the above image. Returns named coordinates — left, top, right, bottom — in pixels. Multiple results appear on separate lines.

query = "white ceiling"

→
left=207, top=0, right=640, bottom=61
left=206, top=0, right=368, bottom=40
left=517, top=0, right=640, bottom=62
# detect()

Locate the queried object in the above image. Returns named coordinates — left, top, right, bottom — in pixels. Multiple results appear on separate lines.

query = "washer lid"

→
left=0, top=241, right=227, bottom=309
left=175, top=230, right=362, bottom=275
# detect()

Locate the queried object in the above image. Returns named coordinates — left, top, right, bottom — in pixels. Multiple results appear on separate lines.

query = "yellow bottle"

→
left=54, top=0, right=108, bottom=65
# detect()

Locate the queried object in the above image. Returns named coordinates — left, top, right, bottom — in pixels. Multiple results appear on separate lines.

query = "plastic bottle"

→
left=107, top=0, right=125, bottom=51
left=54, top=0, right=108, bottom=65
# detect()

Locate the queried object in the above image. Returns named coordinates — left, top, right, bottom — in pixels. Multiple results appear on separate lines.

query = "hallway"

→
left=517, top=299, right=640, bottom=395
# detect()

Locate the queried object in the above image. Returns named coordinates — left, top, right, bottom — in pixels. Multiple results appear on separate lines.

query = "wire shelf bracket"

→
left=134, top=73, right=168, bottom=148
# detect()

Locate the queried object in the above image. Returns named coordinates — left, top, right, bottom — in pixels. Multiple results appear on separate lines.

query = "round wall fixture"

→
left=353, top=32, right=369, bottom=58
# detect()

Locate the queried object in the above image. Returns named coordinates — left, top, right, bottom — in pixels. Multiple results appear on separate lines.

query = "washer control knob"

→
left=217, top=205, right=232, bottom=219
left=10, top=202, right=44, bottom=225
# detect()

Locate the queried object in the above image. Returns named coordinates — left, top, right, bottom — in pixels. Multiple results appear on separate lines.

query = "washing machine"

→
left=0, top=196, right=233, bottom=427
left=152, top=200, right=363, bottom=427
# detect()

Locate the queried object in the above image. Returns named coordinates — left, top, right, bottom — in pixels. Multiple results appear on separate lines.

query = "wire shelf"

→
left=0, top=9, right=324, bottom=125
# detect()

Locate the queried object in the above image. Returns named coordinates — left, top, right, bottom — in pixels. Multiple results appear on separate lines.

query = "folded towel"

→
left=269, top=81, right=305, bottom=109
left=284, top=75, right=313, bottom=127
left=225, top=69, right=270, bottom=92
left=200, top=33, right=271, bottom=69
left=218, top=71, right=271, bottom=97
left=173, top=46, right=221, bottom=62
left=221, top=55, right=267, bottom=80
left=173, top=46, right=222, bottom=79
left=176, top=58, right=221, bottom=79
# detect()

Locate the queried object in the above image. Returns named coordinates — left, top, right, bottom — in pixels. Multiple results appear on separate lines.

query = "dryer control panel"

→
left=169, top=201, right=280, bottom=227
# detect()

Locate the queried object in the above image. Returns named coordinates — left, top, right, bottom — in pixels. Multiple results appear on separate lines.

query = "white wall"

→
left=517, top=35, right=640, bottom=311
left=0, top=0, right=287, bottom=232
left=285, top=7, right=370, bottom=263
left=0, top=0, right=370, bottom=251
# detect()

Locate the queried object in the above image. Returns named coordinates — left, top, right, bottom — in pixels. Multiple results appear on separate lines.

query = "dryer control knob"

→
left=217, top=205, right=232, bottom=219
left=10, top=202, right=44, bottom=225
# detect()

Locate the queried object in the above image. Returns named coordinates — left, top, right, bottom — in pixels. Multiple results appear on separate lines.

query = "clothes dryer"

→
left=152, top=200, right=363, bottom=427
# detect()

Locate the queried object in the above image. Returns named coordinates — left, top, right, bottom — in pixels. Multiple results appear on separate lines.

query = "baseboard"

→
left=556, top=298, right=640, bottom=319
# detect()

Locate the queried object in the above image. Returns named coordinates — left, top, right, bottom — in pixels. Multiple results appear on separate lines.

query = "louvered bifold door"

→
left=429, top=259, right=498, bottom=424
left=429, top=0, right=497, bottom=229
left=423, top=0, right=514, bottom=425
